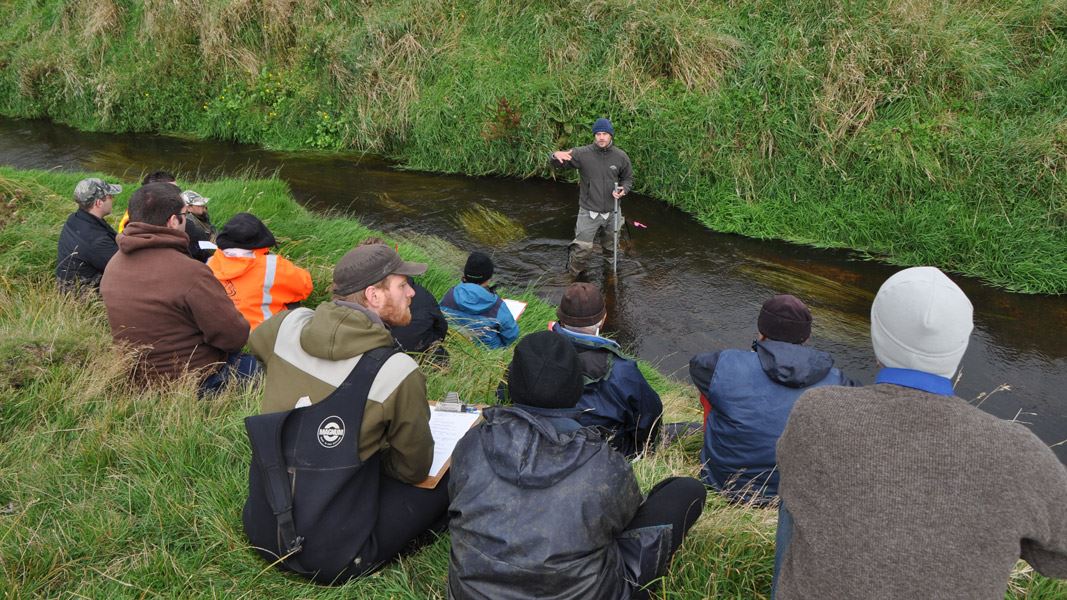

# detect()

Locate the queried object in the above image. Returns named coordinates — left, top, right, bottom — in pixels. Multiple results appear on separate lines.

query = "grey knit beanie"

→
left=870, top=266, right=973, bottom=379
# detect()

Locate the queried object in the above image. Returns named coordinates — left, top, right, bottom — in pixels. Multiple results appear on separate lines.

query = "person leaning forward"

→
left=245, top=243, right=448, bottom=582
left=550, top=118, right=633, bottom=277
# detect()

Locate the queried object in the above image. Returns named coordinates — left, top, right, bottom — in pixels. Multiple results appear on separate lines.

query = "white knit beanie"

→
left=870, top=267, right=974, bottom=379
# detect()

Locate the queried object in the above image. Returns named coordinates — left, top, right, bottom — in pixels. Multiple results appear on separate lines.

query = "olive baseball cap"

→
left=333, top=244, right=427, bottom=296
left=73, top=178, right=122, bottom=207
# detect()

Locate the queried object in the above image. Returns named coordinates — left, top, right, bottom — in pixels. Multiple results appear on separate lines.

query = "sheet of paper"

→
left=198, top=240, right=218, bottom=250
left=503, top=298, right=527, bottom=321
left=426, top=407, right=481, bottom=477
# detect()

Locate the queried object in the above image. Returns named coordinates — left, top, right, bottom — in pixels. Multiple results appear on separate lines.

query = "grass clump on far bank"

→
left=1, top=167, right=1063, bottom=599
left=0, top=1, right=1064, bottom=293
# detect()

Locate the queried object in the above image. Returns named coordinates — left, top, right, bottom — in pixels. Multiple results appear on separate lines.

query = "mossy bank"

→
left=1, top=167, right=1064, bottom=598
left=1, top=1, right=1065, bottom=293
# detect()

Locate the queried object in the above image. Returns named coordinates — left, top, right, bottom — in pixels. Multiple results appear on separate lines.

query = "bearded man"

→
left=246, top=243, right=449, bottom=580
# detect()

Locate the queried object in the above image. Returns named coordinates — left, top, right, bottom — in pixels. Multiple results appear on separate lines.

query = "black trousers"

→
left=364, top=472, right=451, bottom=574
left=623, top=476, right=707, bottom=595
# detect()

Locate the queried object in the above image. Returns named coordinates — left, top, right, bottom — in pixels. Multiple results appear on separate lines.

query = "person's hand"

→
left=553, top=150, right=573, bottom=162
left=612, top=187, right=626, bottom=200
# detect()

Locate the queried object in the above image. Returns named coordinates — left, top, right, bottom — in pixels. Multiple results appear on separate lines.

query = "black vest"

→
left=242, top=346, right=395, bottom=584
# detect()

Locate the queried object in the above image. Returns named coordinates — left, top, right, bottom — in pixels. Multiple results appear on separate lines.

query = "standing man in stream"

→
left=549, top=118, right=633, bottom=278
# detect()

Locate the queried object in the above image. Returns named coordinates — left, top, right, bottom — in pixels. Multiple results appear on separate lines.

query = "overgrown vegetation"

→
left=1, top=167, right=1063, bottom=598
left=0, top=1, right=1064, bottom=293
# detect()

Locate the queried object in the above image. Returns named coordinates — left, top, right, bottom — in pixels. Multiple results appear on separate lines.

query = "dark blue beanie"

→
left=592, top=118, right=614, bottom=136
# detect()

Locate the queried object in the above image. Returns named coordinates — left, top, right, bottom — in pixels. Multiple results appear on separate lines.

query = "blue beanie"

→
left=592, top=118, right=614, bottom=136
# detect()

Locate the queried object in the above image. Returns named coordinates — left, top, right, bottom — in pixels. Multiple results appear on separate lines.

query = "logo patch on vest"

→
left=317, top=416, right=346, bottom=448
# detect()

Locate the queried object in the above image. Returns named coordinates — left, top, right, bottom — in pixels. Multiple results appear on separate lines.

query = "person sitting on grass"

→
left=448, top=331, right=706, bottom=600
left=439, top=251, right=519, bottom=349
left=244, top=243, right=448, bottom=583
left=359, top=237, right=449, bottom=361
left=208, top=212, right=312, bottom=331
left=179, top=190, right=217, bottom=263
left=773, top=267, right=1067, bottom=598
left=689, top=294, right=854, bottom=506
left=118, top=170, right=177, bottom=232
left=99, top=183, right=256, bottom=396
left=56, top=177, right=122, bottom=291
left=550, top=282, right=663, bottom=458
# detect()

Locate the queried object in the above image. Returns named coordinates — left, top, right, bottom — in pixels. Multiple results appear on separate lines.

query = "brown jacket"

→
left=100, top=222, right=250, bottom=380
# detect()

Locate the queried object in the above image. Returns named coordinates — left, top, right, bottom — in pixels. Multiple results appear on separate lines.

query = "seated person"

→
left=439, top=252, right=518, bottom=349
left=359, top=238, right=448, bottom=358
left=448, top=331, right=706, bottom=600
left=208, top=212, right=313, bottom=331
left=774, top=267, right=1067, bottom=598
left=689, top=294, right=854, bottom=505
left=118, top=170, right=177, bottom=232
left=245, top=243, right=449, bottom=582
left=550, top=282, right=663, bottom=457
left=56, top=177, right=122, bottom=291
left=180, top=190, right=217, bottom=262
left=99, top=183, right=256, bottom=396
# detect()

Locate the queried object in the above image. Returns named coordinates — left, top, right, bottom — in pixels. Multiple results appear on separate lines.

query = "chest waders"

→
left=242, top=345, right=396, bottom=584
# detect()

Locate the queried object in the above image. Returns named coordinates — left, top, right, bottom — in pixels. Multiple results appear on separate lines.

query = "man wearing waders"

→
left=550, top=118, right=633, bottom=278
left=244, top=244, right=448, bottom=583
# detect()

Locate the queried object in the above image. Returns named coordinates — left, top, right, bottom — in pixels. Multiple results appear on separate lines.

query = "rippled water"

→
left=2, top=117, right=1063, bottom=461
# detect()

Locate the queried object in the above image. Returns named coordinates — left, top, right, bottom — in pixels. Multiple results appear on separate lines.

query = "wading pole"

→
left=612, top=194, right=620, bottom=276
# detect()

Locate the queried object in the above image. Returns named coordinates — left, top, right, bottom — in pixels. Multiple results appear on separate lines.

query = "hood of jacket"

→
left=297, top=301, right=395, bottom=361
left=208, top=247, right=269, bottom=279
left=479, top=406, right=605, bottom=489
left=449, top=282, right=500, bottom=314
left=117, top=222, right=190, bottom=255
left=755, top=338, right=835, bottom=388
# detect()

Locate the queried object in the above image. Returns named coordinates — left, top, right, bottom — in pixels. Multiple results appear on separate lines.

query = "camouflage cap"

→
left=180, top=190, right=210, bottom=206
left=73, top=178, right=122, bottom=207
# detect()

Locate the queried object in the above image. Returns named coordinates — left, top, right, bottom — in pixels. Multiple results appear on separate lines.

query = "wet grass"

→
left=1, top=167, right=1063, bottom=598
left=454, top=204, right=527, bottom=247
left=0, top=1, right=1064, bottom=293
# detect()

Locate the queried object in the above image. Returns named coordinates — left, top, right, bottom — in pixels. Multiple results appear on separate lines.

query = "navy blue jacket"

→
left=553, top=323, right=663, bottom=458
left=690, top=339, right=855, bottom=504
left=440, top=283, right=519, bottom=350
left=56, top=209, right=118, bottom=290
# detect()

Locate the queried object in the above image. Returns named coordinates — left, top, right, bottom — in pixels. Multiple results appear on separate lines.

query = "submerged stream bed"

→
left=2, top=117, right=1063, bottom=461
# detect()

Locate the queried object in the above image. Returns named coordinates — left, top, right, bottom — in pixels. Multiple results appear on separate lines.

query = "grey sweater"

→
left=549, top=143, right=633, bottom=213
left=776, top=383, right=1067, bottom=599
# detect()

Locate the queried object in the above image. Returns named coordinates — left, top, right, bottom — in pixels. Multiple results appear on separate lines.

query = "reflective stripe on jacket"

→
left=208, top=248, right=313, bottom=330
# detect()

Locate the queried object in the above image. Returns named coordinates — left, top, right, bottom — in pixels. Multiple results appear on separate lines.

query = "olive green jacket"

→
left=249, top=301, right=433, bottom=484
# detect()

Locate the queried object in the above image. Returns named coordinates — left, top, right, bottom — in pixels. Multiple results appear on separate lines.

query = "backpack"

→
left=242, top=346, right=395, bottom=583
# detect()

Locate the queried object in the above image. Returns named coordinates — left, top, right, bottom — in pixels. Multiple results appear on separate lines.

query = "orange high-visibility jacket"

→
left=207, top=248, right=313, bottom=330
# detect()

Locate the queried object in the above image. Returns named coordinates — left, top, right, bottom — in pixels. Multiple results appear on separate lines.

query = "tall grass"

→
left=1, top=167, right=1063, bottom=598
left=0, top=1, right=1063, bottom=292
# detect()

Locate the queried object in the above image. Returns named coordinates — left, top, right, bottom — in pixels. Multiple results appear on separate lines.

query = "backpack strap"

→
left=244, top=345, right=397, bottom=571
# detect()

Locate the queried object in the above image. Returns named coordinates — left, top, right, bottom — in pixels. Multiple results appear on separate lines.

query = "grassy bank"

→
left=1, top=167, right=1064, bottom=598
left=0, top=1, right=1064, bottom=293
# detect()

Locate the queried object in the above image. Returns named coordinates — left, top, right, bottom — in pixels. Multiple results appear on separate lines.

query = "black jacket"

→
left=185, top=212, right=216, bottom=263
left=447, top=405, right=669, bottom=600
left=391, top=279, right=448, bottom=355
left=56, top=209, right=118, bottom=289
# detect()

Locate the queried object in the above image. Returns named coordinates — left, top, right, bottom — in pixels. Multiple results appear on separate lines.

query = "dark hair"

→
left=142, top=170, right=177, bottom=185
left=129, top=183, right=184, bottom=226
